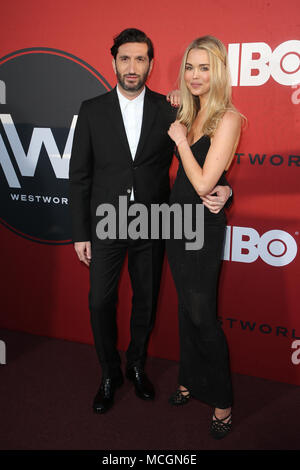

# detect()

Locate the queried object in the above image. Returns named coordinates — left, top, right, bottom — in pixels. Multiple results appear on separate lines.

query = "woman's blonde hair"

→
left=177, top=35, right=242, bottom=136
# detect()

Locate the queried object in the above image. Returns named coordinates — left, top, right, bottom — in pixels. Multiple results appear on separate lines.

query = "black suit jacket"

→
left=69, top=86, right=176, bottom=242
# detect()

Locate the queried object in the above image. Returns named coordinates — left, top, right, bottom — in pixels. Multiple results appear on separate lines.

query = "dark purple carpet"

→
left=0, top=328, right=299, bottom=450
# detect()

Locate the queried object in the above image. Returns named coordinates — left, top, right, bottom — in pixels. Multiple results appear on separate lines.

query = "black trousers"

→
left=166, top=216, right=233, bottom=409
left=89, top=234, right=165, bottom=379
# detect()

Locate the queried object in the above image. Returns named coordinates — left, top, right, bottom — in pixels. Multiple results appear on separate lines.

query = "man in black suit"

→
left=69, top=28, right=231, bottom=414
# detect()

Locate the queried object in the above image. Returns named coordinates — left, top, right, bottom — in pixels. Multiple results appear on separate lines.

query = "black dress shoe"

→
left=93, top=376, right=123, bottom=414
left=125, top=366, right=155, bottom=400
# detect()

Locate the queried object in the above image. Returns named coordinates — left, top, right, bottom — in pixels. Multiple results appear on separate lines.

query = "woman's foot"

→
left=210, top=407, right=232, bottom=439
left=168, top=385, right=191, bottom=406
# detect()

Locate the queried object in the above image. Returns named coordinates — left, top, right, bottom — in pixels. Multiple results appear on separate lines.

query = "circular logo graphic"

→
left=259, top=230, right=297, bottom=266
left=0, top=47, right=112, bottom=244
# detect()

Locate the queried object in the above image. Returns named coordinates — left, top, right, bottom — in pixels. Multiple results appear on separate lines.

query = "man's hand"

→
left=74, top=241, right=91, bottom=267
left=200, top=185, right=232, bottom=214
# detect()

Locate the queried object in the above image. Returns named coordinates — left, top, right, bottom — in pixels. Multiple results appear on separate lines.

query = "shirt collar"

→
left=116, top=85, right=145, bottom=110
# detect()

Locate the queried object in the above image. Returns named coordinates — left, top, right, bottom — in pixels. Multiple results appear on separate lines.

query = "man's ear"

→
left=149, top=59, right=154, bottom=76
left=112, top=58, right=116, bottom=74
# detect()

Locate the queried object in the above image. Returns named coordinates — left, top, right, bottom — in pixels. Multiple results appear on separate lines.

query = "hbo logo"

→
left=223, top=227, right=298, bottom=266
left=228, top=40, right=300, bottom=86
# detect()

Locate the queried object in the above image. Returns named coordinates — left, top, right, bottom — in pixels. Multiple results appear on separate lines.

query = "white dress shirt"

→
left=117, top=85, right=145, bottom=200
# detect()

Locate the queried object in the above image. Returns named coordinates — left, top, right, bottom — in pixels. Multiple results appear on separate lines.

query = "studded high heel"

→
left=168, top=388, right=191, bottom=406
left=210, top=411, right=232, bottom=439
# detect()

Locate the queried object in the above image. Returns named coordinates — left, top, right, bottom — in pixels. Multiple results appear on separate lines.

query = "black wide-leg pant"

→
left=166, top=217, right=233, bottom=409
left=89, top=236, right=165, bottom=379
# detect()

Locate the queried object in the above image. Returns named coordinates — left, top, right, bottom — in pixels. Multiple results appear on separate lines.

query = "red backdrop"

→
left=0, top=0, right=299, bottom=385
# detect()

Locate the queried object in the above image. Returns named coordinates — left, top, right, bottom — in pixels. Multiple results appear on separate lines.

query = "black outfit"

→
left=166, top=135, right=233, bottom=409
left=69, top=86, right=175, bottom=379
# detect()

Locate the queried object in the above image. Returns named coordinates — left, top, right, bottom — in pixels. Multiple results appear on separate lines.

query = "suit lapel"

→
left=134, top=87, right=158, bottom=163
left=106, top=87, right=133, bottom=164
left=105, top=86, right=158, bottom=165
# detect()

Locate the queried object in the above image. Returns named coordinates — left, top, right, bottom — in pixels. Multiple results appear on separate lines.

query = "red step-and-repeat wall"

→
left=0, top=0, right=299, bottom=385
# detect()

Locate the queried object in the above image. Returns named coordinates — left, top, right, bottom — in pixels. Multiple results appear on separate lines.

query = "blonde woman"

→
left=166, top=35, right=242, bottom=439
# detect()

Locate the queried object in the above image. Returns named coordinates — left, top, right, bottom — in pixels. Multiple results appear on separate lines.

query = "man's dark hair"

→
left=110, top=28, right=154, bottom=61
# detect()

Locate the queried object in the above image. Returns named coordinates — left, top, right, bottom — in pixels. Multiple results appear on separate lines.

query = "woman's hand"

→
left=168, top=120, right=188, bottom=146
left=166, top=89, right=181, bottom=108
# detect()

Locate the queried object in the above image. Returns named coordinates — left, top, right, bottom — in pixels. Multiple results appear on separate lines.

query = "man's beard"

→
left=116, top=66, right=150, bottom=93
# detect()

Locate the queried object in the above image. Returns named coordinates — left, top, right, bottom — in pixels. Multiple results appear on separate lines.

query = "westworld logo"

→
left=0, top=47, right=111, bottom=244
